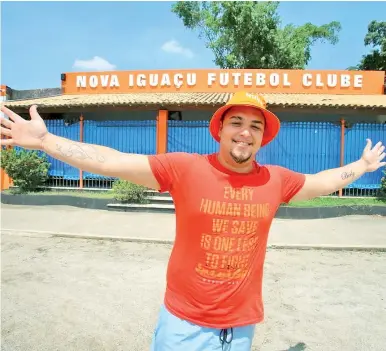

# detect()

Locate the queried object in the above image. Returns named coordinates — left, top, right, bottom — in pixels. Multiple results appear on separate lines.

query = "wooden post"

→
left=79, top=114, right=84, bottom=189
left=339, top=118, right=345, bottom=197
left=156, top=110, right=168, bottom=154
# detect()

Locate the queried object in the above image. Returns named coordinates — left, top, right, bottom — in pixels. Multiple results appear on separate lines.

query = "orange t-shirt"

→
left=148, top=152, right=305, bottom=329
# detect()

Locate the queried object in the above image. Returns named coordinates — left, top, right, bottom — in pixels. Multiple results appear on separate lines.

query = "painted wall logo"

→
left=61, top=69, right=386, bottom=95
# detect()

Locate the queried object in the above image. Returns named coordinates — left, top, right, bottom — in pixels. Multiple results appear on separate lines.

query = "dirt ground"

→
left=1, top=233, right=386, bottom=351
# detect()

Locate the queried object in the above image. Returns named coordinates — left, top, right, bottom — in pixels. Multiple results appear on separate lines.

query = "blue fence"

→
left=256, top=122, right=341, bottom=174
left=44, top=119, right=157, bottom=181
left=24, top=118, right=384, bottom=191
left=45, top=120, right=80, bottom=180
left=168, top=120, right=218, bottom=155
left=168, top=120, right=386, bottom=190
left=344, top=123, right=385, bottom=189
left=83, top=120, right=156, bottom=179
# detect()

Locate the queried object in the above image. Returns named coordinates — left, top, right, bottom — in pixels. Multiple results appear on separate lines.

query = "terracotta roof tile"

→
left=3, top=92, right=386, bottom=109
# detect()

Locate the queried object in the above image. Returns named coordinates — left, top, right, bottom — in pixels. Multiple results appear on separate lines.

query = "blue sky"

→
left=2, top=1, right=385, bottom=90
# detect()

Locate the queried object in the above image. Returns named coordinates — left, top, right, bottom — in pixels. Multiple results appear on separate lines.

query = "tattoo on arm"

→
left=341, top=170, right=355, bottom=180
left=55, top=143, right=105, bottom=163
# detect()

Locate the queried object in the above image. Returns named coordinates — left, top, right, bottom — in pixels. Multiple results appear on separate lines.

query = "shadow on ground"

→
left=281, top=342, right=307, bottom=351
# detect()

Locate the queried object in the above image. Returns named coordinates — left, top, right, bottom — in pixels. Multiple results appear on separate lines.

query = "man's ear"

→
left=218, top=121, right=223, bottom=138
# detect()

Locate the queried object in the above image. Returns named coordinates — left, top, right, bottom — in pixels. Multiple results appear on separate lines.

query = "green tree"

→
left=348, top=20, right=386, bottom=71
left=171, top=1, right=341, bottom=69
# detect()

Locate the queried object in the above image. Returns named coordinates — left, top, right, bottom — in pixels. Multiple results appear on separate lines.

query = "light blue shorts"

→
left=150, top=305, right=256, bottom=351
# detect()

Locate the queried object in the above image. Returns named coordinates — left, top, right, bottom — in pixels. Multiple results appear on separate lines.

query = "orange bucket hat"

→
left=209, top=91, right=280, bottom=146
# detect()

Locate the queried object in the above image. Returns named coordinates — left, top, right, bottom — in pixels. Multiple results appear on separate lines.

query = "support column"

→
left=156, top=110, right=168, bottom=154
left=79, top=114, right=84, bottom=189
left=339, top=118, right=345, bottom=197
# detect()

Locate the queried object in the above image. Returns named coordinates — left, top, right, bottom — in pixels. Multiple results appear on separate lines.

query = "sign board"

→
left=61, top=69, right=385, bottom=95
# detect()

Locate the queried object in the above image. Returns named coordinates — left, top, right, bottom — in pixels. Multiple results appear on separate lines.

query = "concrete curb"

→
left=2, top=192, right=386, bottom=219
left=1, top=229, right=174, bottom=245
left=0, top=193, right=111, bottom=210
left=267, top=244, right=386, bottom=252
left=2, top=229, right=386, bottom=252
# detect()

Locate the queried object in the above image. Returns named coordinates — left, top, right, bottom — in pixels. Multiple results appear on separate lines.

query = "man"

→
left=1, top=92, right=385, bottom=351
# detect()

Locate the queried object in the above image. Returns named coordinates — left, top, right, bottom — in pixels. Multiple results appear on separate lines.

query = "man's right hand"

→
left=1, top=105, right=48, bottom=150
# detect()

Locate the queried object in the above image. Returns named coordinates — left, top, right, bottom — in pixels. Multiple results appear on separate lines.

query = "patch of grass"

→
left=286, top=197, right=386, bottom=207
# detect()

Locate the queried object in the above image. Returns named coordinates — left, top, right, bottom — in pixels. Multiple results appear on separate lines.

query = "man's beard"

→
left=230, top=149, right=252, bottom=164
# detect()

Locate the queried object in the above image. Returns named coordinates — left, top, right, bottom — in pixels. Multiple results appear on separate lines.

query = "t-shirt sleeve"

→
left=147, top=152, right=195, bottom=193
left=275, top=166, right=306, bottom=203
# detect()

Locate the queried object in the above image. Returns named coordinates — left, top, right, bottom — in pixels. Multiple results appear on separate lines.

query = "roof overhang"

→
left=4, top=93, right=386, bottom=114
left=3, top=92, right=386, bottom=116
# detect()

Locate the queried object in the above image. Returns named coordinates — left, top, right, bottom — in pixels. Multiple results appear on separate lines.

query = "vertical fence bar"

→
left=339, top=118, right=345, bottom=197
left=157, top=110, right=168, bottom=154
left=79, top=114, right=84, bottom=189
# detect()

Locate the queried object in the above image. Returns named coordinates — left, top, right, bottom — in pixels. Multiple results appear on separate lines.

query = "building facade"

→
left=2, top=69, right=386, bottom=197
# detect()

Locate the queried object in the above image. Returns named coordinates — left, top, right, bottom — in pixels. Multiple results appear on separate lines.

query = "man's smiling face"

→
left=218, top=106, right=265, bottom=165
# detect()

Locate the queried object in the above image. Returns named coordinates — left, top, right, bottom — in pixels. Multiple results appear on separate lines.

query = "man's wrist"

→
left=357, top=157, right=369, bottom=173
left=40, top=132, right=52, bottom=152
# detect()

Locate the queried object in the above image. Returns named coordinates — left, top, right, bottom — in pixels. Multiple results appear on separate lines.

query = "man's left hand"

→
left=361, top=139, right=386, bottom=172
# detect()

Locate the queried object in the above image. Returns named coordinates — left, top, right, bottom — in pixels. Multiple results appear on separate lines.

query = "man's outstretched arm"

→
left=0, top=104, right=161, bottom=190
left=40, top=133, right=160, bottom=189
left=290, top=139, right=385, bottom=202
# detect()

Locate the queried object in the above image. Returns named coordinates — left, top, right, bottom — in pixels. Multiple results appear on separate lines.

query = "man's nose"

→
left=240, top=128, right=252, bottom=137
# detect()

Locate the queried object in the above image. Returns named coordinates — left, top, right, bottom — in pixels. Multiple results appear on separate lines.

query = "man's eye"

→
left=232, top=122, right=241, bottom=126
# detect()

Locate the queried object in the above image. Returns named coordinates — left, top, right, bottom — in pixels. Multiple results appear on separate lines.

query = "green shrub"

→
left=1, top=148, right=50, bottom=193
left=112, top=179, right=149, bottom=203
